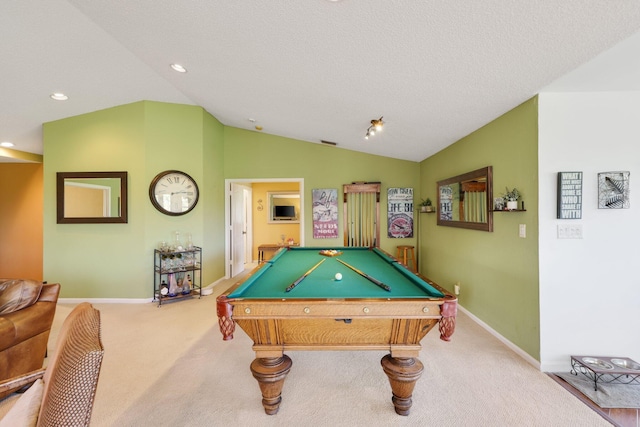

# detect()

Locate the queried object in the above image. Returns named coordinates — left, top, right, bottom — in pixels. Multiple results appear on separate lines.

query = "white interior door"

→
left=230, top=183, right=247, bottom=277
left=243, top=187, right=253, bottom=263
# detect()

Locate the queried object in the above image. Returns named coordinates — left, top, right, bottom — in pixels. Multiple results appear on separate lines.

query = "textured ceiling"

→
left=2, top=1, right=640, bottom=163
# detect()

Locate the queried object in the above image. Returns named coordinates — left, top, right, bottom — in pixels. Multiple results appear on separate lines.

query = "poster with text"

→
left=312, top=188, right=338, bottom=238
left=557, top=172, right=583, bottom=219
left=387, top=187, right=413, bottom=238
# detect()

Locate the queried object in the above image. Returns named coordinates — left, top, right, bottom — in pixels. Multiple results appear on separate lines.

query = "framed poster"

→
left=439, top=185, right=453, bottom=220
left=312, top=189, right=338, bottom=238
left=598, top=171, right=630, bottom=209
left=387, top=188, right=413, bottom=238
left=557, top=172, right=582, bottom=219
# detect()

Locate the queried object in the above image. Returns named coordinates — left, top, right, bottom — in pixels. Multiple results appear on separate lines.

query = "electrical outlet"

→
left=454, top=282, right=460, bottom=295
left=519, top=224, right=526, bottom=238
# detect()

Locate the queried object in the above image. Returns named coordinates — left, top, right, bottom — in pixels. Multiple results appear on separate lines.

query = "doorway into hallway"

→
left=225, top=178, right=304, bottom=279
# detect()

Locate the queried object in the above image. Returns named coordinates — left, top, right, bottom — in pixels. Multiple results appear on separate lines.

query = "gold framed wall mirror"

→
left=56, top=171, right=128, bottom=224
left=436, top=166, right=493, bottom=232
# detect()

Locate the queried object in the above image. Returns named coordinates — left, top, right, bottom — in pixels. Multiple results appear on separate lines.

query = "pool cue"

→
left=335, top=258, right=391, bottom=292
left=285, top=258, right=326, bottom=292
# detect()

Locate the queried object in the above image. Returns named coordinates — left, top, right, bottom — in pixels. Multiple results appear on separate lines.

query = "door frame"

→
left=224, top=178, right=305, bottom=279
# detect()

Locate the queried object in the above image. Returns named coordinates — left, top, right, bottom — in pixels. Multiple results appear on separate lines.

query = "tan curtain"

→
left=343, top=183, right=380, bottom=247
left=461, top=181, right=487, bottom=223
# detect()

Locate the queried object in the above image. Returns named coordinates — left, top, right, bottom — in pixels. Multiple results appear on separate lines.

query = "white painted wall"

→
left=538, top=92, right=640, bottom=372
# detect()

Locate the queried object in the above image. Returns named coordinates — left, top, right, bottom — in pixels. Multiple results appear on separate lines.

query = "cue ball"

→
left=335, top=273, right=343, bottom=281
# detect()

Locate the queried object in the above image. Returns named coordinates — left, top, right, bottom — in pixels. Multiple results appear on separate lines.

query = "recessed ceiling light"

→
left=170, top=63, right=187, bottom=73
left=1, top=142, right=14, bottom=148
left=50, top=92, right=68, bottom=101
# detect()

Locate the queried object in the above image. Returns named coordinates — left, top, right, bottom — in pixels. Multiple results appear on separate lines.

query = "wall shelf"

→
left=493, top=209, right=526, bottom=212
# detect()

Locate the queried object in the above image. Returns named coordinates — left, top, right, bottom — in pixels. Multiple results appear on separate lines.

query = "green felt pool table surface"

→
left=228, top=246, right=444, bottom=299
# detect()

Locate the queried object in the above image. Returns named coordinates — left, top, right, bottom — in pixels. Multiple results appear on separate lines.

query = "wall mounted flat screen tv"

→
left=274, top=205, right=296, bottom=220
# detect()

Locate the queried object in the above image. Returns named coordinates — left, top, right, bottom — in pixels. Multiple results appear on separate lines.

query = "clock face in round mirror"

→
left=149, top=170, right=199, bottom=216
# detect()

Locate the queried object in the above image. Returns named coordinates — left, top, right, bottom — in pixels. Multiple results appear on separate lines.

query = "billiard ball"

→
left=335, top=273, right=343, bottom=281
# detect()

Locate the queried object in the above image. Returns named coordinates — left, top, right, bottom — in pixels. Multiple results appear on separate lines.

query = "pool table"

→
left=217, top=246, right=457, bottom=416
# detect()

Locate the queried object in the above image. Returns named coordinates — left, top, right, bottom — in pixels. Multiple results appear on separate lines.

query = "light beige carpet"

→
left=1, top=276, right=611, bottom=426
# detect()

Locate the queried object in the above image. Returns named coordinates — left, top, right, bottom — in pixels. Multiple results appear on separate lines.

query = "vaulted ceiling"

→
left=2, top=1, right=640, bottom=163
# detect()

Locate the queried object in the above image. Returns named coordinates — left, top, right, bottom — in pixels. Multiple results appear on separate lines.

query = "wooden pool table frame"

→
left=217, top=248, right=457, bottom=416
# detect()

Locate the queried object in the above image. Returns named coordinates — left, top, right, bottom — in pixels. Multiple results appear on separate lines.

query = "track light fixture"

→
left=365, top=117, right=384, bottom=140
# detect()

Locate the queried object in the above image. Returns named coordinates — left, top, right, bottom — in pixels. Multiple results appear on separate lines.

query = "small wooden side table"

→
left=396, top=245, right=416, bottom=272
left=258, top=243, right=298, bottom=263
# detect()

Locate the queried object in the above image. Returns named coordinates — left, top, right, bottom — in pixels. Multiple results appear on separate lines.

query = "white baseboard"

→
left=540, top=360, right=572, bottom=373
left=459, top=305, right=541, bottom=370
left=201, top=276, right=228, bottom=295
left=204, top=276, right=228, bottom=289
left=58, top=277, right=228, bottom=304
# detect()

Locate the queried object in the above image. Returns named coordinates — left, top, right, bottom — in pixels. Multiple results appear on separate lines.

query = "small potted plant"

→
left=420, top=198, right=433, bottom=213
left=502, top=187, right=520, bottom=210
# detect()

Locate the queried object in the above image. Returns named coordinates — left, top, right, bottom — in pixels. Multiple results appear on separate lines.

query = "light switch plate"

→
left=557, top=224, right=583, bottom=239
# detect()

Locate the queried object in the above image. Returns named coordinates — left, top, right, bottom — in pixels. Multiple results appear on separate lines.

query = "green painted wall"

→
left=43, top=101, right=414, bottom=297
left=202, top=108, right=226, bottom=280
left=420, top=97, right=540, bottom=359
left=43, top=101, right=224, bottom=298
left=223, top=127, right=420, bottom=256
left=43, top=102, right=145, bottom=298
left=142, top=102, right=225, bottom=286
left=41, top=98, right=539, bottom=361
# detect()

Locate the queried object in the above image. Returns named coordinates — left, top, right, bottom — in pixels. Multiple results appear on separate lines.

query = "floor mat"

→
left=555, top=372, right=640, bottom=409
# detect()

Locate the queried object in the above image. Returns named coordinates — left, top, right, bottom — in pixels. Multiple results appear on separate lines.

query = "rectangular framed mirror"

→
left=57, top=171, right=128, bottom=224
left=437, top=166, right=493, bottom=232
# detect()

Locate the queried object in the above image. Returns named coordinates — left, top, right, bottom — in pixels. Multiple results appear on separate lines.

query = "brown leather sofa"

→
left=0, top=279, right=60, bottom=399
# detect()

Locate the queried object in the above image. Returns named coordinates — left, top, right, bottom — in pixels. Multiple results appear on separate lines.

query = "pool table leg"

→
left=250, top=355, right=293, bottom=415
left=380, top=355, right=424, bottom=416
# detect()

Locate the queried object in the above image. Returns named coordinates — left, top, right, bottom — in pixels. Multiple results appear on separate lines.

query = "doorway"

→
left=225, top=178, right=304, bottom=279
